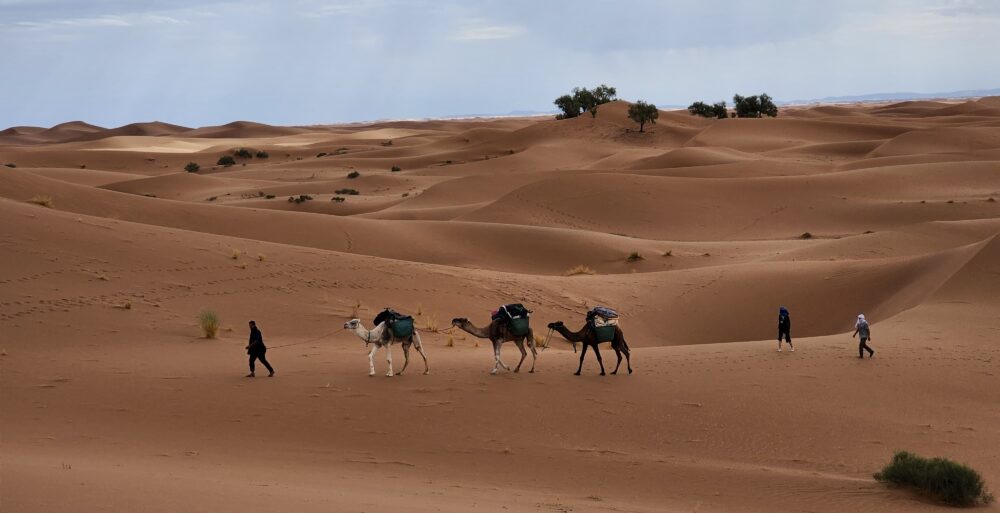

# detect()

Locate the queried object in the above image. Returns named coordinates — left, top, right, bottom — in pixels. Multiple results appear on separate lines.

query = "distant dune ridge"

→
left=2, top=97, right=1000, bottom=513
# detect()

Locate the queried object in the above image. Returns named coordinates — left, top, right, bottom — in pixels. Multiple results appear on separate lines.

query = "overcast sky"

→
left=3, top=0, right=1000, bottom=127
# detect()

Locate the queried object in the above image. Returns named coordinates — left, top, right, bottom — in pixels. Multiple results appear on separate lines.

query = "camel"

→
left=343, top=319, right=429, bottom=377
left=546, top=321, right=632, bottom=376
left=450, top=317, right=538, bottom=374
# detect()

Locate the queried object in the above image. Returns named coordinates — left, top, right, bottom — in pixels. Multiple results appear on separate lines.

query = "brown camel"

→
left=450, top=317, right=538, bottom=374
left=546, top=321, right=632, bottom=376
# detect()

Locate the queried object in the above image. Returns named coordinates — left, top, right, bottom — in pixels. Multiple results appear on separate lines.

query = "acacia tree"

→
left=733, top=93, right=778, bottom=118
left=555, top=84, right=617, bottom=119
left=688, top=101, right=728, bottom=119
left=554, top=94, right=581, bottom=119
left=627, top=101, right=659, bottom=132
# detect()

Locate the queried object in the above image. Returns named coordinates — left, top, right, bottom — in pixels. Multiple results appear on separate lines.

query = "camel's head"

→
left=547, top=321, right=565, bottom=330
left=451, top=317, right=468, bottom=327
left=343, top=319, right=361, bottom=330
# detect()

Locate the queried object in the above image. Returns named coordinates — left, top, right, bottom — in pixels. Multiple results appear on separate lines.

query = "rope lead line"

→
left=267, top=327, right=346, bottom=350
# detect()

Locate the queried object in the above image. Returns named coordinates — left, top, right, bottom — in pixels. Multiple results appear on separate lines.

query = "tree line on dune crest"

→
left=553, top=86, right=779, bottom=131
left=688, top=93, right=779, bottom=119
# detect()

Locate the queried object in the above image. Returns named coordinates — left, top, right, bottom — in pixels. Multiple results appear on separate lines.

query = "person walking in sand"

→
left=777, top=306, right=793, bottom=352
left=246, top=320, right=275, bottom=377
left=852, top=314, right=874, bottom=358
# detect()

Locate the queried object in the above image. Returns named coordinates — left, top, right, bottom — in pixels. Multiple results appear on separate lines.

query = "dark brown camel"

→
left=451, top=317, right=537, bottom=374
left=546, top=321, right=632, bottom=376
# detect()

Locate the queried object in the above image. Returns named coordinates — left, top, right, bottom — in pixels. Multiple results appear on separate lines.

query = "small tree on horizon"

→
left=688, top=101, right=728, bottom=119
left=733, top=93, right=779, bottom=118
left=555, top=84, right=617, bottom=119
left=554, top=94, right=581, bottom=119
left=627, top=101, right=659, bottom=132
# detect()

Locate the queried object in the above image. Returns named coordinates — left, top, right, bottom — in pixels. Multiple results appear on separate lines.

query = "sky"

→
left=2, top=0, right=1000, bottom=127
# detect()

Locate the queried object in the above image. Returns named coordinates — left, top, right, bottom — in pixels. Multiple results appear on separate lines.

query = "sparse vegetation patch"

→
left=564, top=265, right=596, bottom=276
left=217, top=155, right=236, bottom=167
left=625, top=251, right=644, bottom=263
left=874, top=451, right=993, bottom=507
left=335, top=188, right=359, bottom=195
left=198, top=310, right=220, bottom=339
left=28, top=195, right=53, bottom=208
left=184, top=162, right=200, bottom=173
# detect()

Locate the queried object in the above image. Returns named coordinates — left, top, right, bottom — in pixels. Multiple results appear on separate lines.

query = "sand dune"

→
left=3, top=99, right=1000, bottom=513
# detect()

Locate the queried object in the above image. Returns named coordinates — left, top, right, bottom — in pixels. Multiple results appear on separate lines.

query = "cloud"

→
left=6, top=12, right=184, bottom=31
left=450, top=20, right=525, bottom=41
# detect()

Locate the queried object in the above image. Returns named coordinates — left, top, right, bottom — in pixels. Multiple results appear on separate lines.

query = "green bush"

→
left=874, top=451, right=993, bottom=506
left=288, top=194, right=313, bottom=204
left=255, top=150, right=269, bottom=159
left=391, top=165, right=401, bottom=172
left=733, top=93, right=779, bottom=118
left=234, top=148, right=253, bottom=159
left=334, top=188, right=359, bottom=195
left=184, top=162, right=200, bottom=173
left=627, top=101, right=659, bottom=132
left=347, top=171, right=360, bottom=179
left=217, top=155, right=236, bottom=167
left=331, top=196, right=346, bottom=202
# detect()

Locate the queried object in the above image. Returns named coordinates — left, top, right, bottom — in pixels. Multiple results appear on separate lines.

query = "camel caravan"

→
left=343, top=304, right=632, bottom=377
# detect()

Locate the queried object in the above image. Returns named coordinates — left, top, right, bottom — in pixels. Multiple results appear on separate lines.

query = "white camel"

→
left=343, top=319, right=429, bottom=377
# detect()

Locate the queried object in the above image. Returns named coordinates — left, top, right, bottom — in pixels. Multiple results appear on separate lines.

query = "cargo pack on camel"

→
left=373, top=308, right=414, bottom=339
left=492, top=303, right=531, bottom=337
left=587, top=306, right=619, bottom=342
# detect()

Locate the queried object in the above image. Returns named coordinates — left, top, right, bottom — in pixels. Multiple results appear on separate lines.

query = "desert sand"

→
left=2, top=99, right=999, bottom=512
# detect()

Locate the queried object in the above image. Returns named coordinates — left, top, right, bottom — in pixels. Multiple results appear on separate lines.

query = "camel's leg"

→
left=513, top=339, right=528, bottom=373
left=492, top=340, right=511, bottom=374
left=575, top=344, right=589, bottom=375
left=526, top=331, right=537, bottom=373
left=399, top=341, right=410, bottom=376
left=612, top=348, right=623, bottom=375
left=412, top=331, right=430, bottom=375
left=367, top=344, right=378, bottom=376
left=594, top=344, right=606, bottom=376
left=385, top=343, right=394, bottom=377
left=624, top=347, right=632, bottom=374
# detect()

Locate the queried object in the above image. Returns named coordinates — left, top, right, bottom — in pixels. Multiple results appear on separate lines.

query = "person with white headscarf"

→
left=852, top=314, right=874, bottom=358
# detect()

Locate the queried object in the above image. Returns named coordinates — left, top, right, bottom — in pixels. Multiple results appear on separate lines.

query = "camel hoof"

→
left=386, top=373, right=394, bottom=377
left=611, top=371, right=618, bottom=375
left=600, top=372, right=606, bottom=376
left=368, top=372, right=375, bottom=377
left=423, top=371, right=430, bottom=375
left=490, top=369, right=498, bottom=375
left=628, top=369, right=633, bottom=374
left=573, top=372, right=581, bottom=376
left=514, top=368, right=521, bottom=373
left=529, top=369, right=534, bottom=374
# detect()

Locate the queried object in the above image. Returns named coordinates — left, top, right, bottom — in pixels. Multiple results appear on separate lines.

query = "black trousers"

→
left=778, top=330, right=791, bottom=343
left=858, top=337, right=874, bottom=357
left=249, top=352, right=274, bottom=373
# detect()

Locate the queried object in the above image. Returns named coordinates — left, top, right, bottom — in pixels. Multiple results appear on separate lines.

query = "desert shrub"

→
left=627, top=101, right=659, bottom=132
left=625, top=251, right=644, bottom=263
left=335, top=188, right=359, bottom=195
left=28, top=195, right=54, bottom=208
left=231, top=249, right=241, bottom=259
left=331, top=196, right=345, bottom=202
left=288, top=194, right=312, bottom=204
left=255, top=150, right=269, bottom=159
left=347, top=171, right=360, bottom=179
left=800, top=232, right=813, bottom=239
left=4, top=163, right=16, bottom=168
left=198, top=310, right=220, bottom=339
left=401, top=192, right=409, bottom=197
left=663, top=250, right=673, bottom=257
left=265, top=194, right=275, bottom=199
left=564, top=265, right=596, bottom=276
left=874, top=451, right=993, bottom=506
left=381, top=140, right=393, bottom=146
left=184, top=162, right=200, bottom=173
left=234, top=148, right=253, bottom=159
left=257, top=253, right=266, bottom=261
left=316, top=152, right=328, bottom=158
left=391, top=165, right=401, bottom=172
left=688, top=101, right=728, bottom=119
left=733, top=93, right=779, bottom=118
left=217, top=155, right=236, bottom=167
left=207, top=196, right=217, bottom=201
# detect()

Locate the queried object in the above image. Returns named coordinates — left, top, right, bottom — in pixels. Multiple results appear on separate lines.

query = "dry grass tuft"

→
left=115, top=301, right=131, bottom=310
left=350, top=300, right=362, bottom=318
left=198, top=310, right=220, bottom=339
left=662, top=250, right=673, bottom=257
left=230, top=249, right=241, bottom=260
left=28, top=195, right=54, bottom=208
left=423, top=316, right=439, bottom=332
left=446, top=334, right=454, bottom=347
left=564, top=264, right=596, bottom=276
left=257, top=253, right=266, bottom=262
left=625, top=251, right=644, bottom=263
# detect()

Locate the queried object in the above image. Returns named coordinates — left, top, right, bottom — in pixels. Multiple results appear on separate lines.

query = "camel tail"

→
left=613, top=329, right=630, bottom=353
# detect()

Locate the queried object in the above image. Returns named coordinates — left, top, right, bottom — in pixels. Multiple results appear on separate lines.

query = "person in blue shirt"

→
left=777, top=306, right=793, bottom=352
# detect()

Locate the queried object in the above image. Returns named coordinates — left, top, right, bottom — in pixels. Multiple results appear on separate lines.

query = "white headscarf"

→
left=856, top=314, right=866, bottom=326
